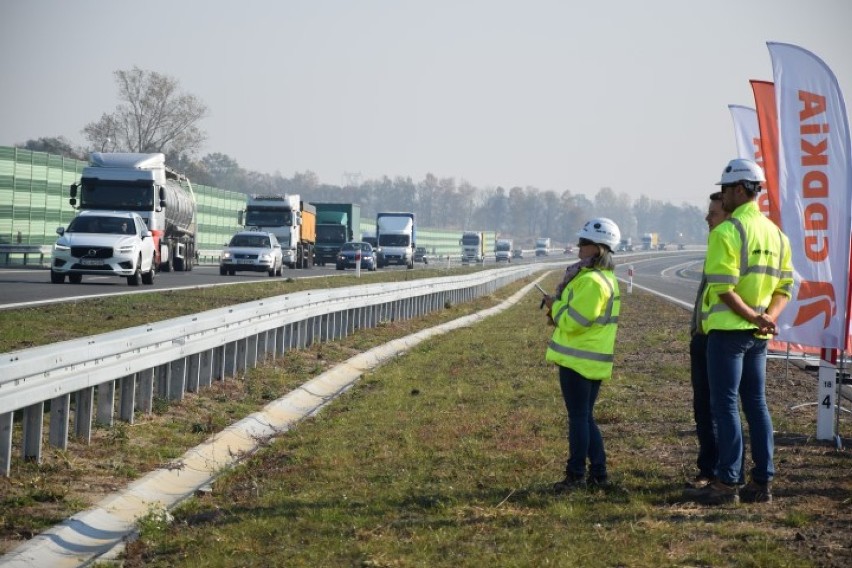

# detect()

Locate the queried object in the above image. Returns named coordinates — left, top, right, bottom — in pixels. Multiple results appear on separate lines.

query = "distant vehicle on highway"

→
left=336, top=241, right=377, bottom=271
left=219, top=231, right=283, bottom=276
left=512, top=248, right=524, bottom=259
left=414, top=246, right=429, bottom=264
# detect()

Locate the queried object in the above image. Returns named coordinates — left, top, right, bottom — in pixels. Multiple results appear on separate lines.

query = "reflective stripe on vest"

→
left=547, top=340, right=614, bottom=362
left=553, top=269, right=619, bottom=327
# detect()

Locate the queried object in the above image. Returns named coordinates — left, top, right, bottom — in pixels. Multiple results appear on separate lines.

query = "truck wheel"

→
left=174, top=256, right=185, bottom=272
left=50, top=270, right=65, bottom=284
left=69, top=274, right=83, bottom=284
left=268, top=266, right=275, bottom=277
left=219, top=266, right=227, bottom=276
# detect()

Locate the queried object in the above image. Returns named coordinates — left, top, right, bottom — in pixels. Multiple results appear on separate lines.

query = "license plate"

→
left=81, top=259, right=103, bottom=266
left=238, top=259, right=254, bottom=264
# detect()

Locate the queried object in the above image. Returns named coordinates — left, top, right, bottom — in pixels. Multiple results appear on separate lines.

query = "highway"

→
left=0, top=250, right=706, bottom=311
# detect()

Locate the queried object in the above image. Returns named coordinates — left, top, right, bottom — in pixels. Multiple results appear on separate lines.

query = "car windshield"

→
left=230, top=235, right=271, bottom=248
left=342, top=242, right=368, bottom=252
left=67, top=216, right=133, bottom=234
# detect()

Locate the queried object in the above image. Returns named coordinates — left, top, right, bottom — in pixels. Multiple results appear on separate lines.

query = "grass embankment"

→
left=119, top=278, right=850, bottom=567
left=2, top=270, right=850, bottom=566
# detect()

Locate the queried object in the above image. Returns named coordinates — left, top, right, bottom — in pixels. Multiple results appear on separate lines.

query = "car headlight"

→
left=54, top=243, right=70, bottom=252
left=222, top=252, right=232, bottom=260
left=118, top=245, right=135, bottom=254
left=259, top=253, right=271, bottom=261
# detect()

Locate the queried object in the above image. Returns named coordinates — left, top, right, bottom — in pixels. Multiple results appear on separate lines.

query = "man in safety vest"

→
left=693, top=159, right=793, bottom=505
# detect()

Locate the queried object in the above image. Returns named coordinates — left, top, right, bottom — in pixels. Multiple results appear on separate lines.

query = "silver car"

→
left=220, top=231, right=284, bottom=276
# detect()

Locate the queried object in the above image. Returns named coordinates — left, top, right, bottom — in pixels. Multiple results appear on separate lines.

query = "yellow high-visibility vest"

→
left=701, top=200, right=793, bottom=335
left=546, top=267, right=620, bottom=380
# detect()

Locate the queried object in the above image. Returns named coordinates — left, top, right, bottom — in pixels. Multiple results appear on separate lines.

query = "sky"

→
left=2, top=0, right=851, bottom=209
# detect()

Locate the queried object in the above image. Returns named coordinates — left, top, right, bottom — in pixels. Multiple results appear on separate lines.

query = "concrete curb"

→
left=0, top=276, right=547, bottom=568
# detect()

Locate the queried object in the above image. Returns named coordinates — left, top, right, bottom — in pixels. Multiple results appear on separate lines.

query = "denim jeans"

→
left=706, top=330, right=774, bottom=485
left=689, top=334, right=717, bottom=478
left=691, top=334, right=745, bottom=483
left=558, top=365, right=607, bottom=479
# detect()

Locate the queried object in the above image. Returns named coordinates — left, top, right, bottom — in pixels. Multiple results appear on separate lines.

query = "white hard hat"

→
left=716, top=158, right=766, bottom=186
left=578, top=217, right=621, bottom=250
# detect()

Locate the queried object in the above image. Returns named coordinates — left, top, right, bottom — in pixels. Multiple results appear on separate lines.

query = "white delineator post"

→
left=627, top=265, right=634, bottom=294
left=355, top=249, right=361, bottom=278
left=816, top=348, right=838, bottom=441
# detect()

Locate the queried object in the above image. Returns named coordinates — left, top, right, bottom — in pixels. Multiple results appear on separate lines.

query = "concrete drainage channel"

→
left=0, top=276, right=548, bottom=568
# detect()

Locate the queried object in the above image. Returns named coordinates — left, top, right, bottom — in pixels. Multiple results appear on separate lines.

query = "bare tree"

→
left=82, top=67, right=208, bottom=157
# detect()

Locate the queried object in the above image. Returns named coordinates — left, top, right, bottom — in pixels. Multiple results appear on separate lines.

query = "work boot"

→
left=587, top=474, right=609, bottom=489
left=739, top=480, right=772, bottom=503
left=553, top=473, right=587, bottom=493
left=682, top=474, right=715, bottom=499
left=692, top=480, right=739, bottom=505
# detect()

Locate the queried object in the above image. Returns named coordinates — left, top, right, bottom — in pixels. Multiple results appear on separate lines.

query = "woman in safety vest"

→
left=543, top=217, right=621, bottom=492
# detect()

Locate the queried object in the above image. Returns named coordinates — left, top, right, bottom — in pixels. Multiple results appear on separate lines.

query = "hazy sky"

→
left=2, top=0, right=850, bottom=208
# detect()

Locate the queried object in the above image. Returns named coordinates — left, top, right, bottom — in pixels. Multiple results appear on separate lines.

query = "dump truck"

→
left=240, top=195, right=315, bottom=269
left=641, top=232, right=659, bottom=251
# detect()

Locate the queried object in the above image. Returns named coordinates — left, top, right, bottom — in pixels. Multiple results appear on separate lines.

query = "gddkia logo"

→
left=793, top=280, right=837, bottom=328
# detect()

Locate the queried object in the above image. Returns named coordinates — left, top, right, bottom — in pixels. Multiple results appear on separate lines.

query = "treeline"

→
left=18, top=139, right=707, bottom=247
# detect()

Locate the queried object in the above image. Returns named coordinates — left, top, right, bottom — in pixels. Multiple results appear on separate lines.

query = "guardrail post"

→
left=48, top=393, right=70, bottom=450
left=156, top=364, right=170, bottom=398
left=1, top=412, right=12, bottom=476
left=22, top=403, right=43, bottom=462
left=213, top=345, right=226, bottom=381
left=224, top=342, right=237, bottom=378
left=198, top=350, right=213, bottom=389
left=246, top=335, right=258, bottom=369
left=169, top=358, right=187, bottom=400
left=236, top=339, right=248, bottom=375
left=137, top=368, right=154, bottom=414
left=119, top=374, right=136, bottom=423
left=75, top=388, right=94, bottom=442
left=187, top=354, right=201, bottom=393
left=97, top=381, right=115, bottom=427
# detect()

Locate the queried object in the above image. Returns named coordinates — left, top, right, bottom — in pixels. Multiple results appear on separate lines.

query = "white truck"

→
left=240, top=195, right=316, bottom=269
left=68, top=152, right=197, bottom=272
left=376, top=212, right=415, bottom=269
left=535, top=237, right=551, bottom=256
left=460, top=231, right=485, bottom=264
left=494, top=238, right=513, bottom=262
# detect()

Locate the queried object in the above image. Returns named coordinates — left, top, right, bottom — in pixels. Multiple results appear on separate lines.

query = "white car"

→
left=50, top=211, right=156, bottom=286
left=220, top=231, right=284, bottom=276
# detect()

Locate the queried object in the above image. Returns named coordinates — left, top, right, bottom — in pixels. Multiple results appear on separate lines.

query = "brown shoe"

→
left=682, top=475, right=715, bottom=499
left=739, top=480, right=772, bottom=503
left=692, top=480, right=739, bottom=505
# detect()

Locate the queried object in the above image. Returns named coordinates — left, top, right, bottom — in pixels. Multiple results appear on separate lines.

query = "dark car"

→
left=336, top=241, right=377, bottom=271
left=414, top=246, right=428, bottom=264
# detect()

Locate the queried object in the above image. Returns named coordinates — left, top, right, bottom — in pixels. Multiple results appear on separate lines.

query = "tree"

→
left=82, top=67, right=208, bottom=157
left=19, top=136, right=86, bottom=160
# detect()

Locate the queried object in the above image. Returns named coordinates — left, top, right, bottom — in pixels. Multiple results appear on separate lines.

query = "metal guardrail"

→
left=0, top=245, right=53, bottom=267
left=0, top=265, right=544, bottom=477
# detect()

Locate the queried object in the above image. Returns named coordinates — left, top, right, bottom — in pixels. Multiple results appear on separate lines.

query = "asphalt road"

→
left=0, top=251, right=706, bottom=311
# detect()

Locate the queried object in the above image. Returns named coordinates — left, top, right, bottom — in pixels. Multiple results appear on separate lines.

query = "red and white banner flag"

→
left=768, top=42, right=852, bottom=351
left=749, top=81, right=783, bottom=227
left=727, top=104, right=778, bottom=221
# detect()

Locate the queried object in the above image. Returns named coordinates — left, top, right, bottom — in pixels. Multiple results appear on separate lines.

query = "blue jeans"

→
left=691, top=334, right=745, bottom=483
left=558, top=365, right=607, bottom=479
left=707, top=330, right=774, bottom=485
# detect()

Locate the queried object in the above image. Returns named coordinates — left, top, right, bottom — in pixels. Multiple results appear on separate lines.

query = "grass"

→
left=3, top=270, right=851, bottom=567
left=110, top=278, right=849, bottom=567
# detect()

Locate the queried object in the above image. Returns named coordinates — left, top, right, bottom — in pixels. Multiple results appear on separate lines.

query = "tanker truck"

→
left=240, top=195, right=316, bottom=269
left=68, top=152, right=196, bottom=271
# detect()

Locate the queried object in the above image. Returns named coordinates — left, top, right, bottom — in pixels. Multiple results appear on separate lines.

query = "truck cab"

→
left=460, top=231, right=485, bottom=264
left=376, top=212, right=415, bottom=269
